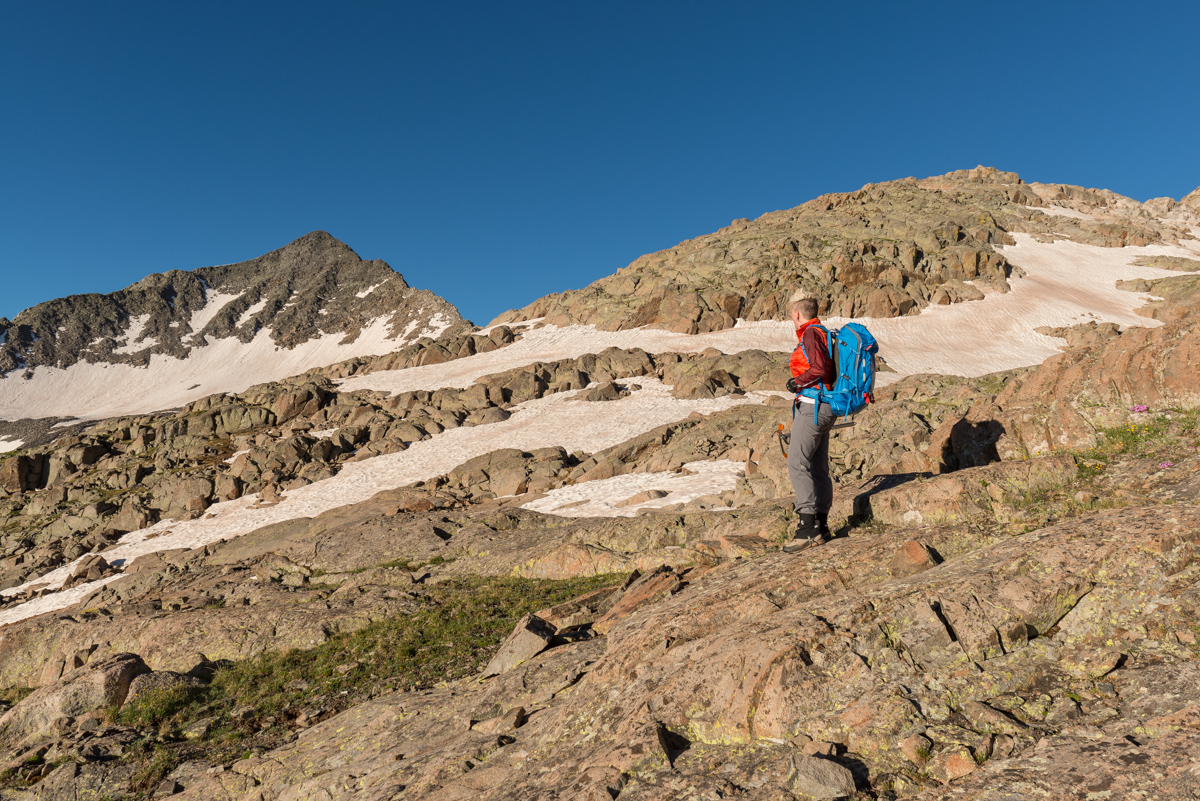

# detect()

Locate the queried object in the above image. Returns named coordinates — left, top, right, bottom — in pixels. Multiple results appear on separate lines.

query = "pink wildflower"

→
left=1131, top=404, right=1149, bottom=414
left=1159, top=461, right=1175, bottom=469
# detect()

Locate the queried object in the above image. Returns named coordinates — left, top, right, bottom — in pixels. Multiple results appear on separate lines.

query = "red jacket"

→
left=789, top=318, right=834, bottom=391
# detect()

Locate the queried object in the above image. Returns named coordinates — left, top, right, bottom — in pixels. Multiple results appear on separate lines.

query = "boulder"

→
left=615, top=489, right=670, bottom=508
left=125, top=670, right=204, bottom=703
left=0, top=455, right=44, bottom=493
left=481, top=614, right=557, bottom=677
left=383, top=488, right=438, bottom=514
left=855, top=455, right=1076, bottom=527
left=671, top=375, right=717, bottom=400
left=927, top=745, right=978, bottom=784
left=899, top=733, right=932, bottom=765
left=108, top=496, right=159, bottom=534
left=0, top=653, right=149, bottom=748
left=534, top=586, right=621, bottom=629
left=888, top=541, right=940, bottom=577
left=149, top=475, right=214, bottom=517
left=784, top=753, right=857, bottom=798
left=583, top=382, right=626, bottom=402
left=465, top=407, right=512, bottom=427
left=472, top=706, right=526, bottom=734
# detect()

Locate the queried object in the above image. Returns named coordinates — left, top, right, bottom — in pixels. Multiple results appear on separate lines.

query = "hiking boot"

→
left=783, top=535, right=822, bottom=554
left=815, top=512, right=832, bottom=540
left=783, top=514, right=824, bottom=553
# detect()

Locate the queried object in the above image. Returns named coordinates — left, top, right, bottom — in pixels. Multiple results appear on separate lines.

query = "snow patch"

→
left=236, top=298, right=269, bottom=327
left=355, top=279, right=389, bottom=299
left=0, top=436, right=23, bottom=453
left=419, top=312, right=454, bottom=340
left=478, top=317, right=546, bottom=336
left=0, top=315, right=428, bottom=421
left=1025, top=205, right=1095, bottom=220
left=521, top=459, right=744, bottom=517
left=860, top=234, right=1188, bottom=377
left=338, top=320, right=797, bottom=396
left=189, top=291, right=242, bottom=334
left=112, top=314, right=155, bottom=354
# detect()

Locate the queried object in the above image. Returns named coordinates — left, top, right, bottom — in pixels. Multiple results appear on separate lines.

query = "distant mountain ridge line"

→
left=0, top=231, right=468, bottom=378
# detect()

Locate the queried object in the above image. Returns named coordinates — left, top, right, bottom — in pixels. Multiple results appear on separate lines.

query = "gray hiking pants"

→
left=788, top=400, right=836, bottom=515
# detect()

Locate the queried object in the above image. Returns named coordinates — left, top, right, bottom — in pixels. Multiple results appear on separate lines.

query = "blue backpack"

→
left=796, top=322, right=879, bottom=422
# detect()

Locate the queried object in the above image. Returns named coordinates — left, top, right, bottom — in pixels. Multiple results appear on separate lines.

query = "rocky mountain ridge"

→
left=492, top=166, right=1200, bottom=333
left=0, top=231, right=468, bottom=380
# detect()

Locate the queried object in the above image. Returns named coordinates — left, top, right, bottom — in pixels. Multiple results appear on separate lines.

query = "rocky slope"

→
left=0, top=291, right=1197, bottom=798
left=492, top=166, right=1199, bottom=333
left=0, top=231, right=470, bottom=422
left=0, top=404, right=1197, bottom=799
left=1, top=168, right=1200, bottom=800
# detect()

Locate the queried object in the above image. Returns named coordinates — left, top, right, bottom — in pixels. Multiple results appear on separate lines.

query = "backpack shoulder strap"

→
left=798, top=323, right=828, bottom=363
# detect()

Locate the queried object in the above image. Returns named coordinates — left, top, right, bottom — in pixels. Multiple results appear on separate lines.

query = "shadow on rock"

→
left=851, top=472, right=932, bottom=521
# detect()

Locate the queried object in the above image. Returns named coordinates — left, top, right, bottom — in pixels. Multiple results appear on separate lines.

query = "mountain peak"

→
left=1182, top=185, right=1200, bottom=211
left=0, top=235, right=468, bottom=420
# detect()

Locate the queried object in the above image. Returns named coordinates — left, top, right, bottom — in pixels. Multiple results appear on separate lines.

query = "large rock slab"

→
left=854, top=455, right=1077, bottom=526
left=0, top=653, right=148, bottom=748
left=482, top=614, right=557, bottom=677
left=126, top=670, right=204, bottom=702
left=88, top=503, right=1200, bottom=800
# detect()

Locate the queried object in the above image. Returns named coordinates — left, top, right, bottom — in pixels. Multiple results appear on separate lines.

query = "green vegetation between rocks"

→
left=1025, top=406, right=1198, bottom=521
left=111, top=573, right=622, bottom=789
left=0, top=687, right=33, bottom=707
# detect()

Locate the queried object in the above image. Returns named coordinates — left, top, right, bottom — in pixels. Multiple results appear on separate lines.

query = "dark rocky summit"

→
left=0, top=231, right=468, bottom=378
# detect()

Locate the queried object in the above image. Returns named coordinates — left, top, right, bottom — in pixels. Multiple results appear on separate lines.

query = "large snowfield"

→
left=0, top=302, right=454, bottom=421
left=1, top=232, right=1199, bottom=627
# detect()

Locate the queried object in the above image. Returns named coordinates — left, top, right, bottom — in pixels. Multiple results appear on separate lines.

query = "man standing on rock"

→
left=783, top=289, right=836, bottom=553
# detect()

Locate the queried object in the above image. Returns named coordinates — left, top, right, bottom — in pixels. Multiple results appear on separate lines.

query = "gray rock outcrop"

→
left=0, top=653, right=148, bottom=748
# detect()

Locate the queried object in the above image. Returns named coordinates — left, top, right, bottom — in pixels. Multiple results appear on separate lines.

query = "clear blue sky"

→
left=2, top=1, right=1198, bottom=326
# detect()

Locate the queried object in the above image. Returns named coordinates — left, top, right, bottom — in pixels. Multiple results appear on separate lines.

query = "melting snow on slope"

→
left=419, top=312, right=454, bottom=339
left=338, top=320, right=797, bottom=396
left=356, top=279, right=390, bottom=298
left=0, top=437, right=23, bottom=453
left=112, top=314, right=155, bottom=355
left=188, top=291, right=242, bottom=334
left=0, top=380, right=766, bottom=625
left=520, top=459, right=744, bottom=517
left=1, top=316, right=424, bottom=421
left=861, top=234, right=1190, bottom=377
left=236, top=298, right=269, bottom=327
left=340, top=234, right=1200, bottom=394
left=1025, top=205, right=1095, bottom=220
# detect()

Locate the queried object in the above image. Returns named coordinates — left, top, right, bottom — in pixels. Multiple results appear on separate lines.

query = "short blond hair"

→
left=791, top=297, right=818, bottom=319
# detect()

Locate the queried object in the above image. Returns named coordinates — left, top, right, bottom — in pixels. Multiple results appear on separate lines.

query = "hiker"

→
left=783, top=289, right=836, bottom=553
